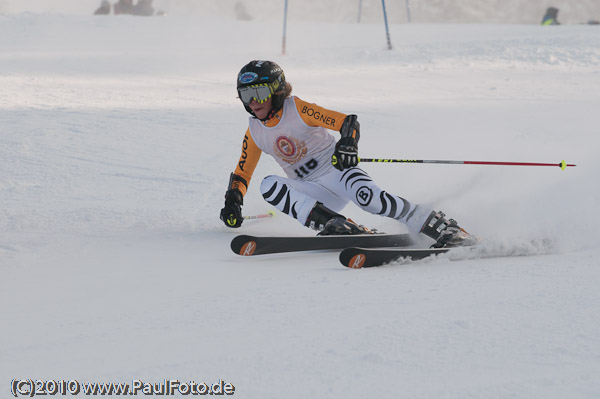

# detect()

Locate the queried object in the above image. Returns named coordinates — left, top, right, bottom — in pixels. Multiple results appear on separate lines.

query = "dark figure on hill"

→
left=94, top=0, right=111, bottom=15
left=541, top=7, right=560, bottom=25
left=114, top=0, right=135, bottom=15
left=133, top=0, right=155, bottom=16
left=235, top=2, right=253, bottom=21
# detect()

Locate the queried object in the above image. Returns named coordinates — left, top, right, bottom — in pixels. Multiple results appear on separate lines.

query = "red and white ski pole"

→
left=243, top=210, right=276, bottom=220
left=359, top=158, right=576, bottom=170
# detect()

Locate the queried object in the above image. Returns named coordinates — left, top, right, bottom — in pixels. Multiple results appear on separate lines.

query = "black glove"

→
left=220, top=189, right=243, bottom=228
left=332, top=114, right=360, bottom=171
left=332, top=136, right=359, bottom=171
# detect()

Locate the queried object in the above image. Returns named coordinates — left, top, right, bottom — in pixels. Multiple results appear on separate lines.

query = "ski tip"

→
left=231, top=235, right=258, bottom=256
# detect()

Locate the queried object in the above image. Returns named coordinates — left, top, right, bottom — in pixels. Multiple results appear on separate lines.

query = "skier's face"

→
left=248, top=96, right=273, bottom=120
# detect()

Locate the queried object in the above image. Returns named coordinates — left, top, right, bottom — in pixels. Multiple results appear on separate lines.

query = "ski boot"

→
left=421, top=211, right=478, bottom=248
left=305, top=202, right=372, bottom=236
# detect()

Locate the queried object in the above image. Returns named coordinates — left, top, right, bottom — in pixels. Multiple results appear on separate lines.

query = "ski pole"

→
left=358, top=158, right=576, bottom=170
left=243, top=210, right=276, bottom=220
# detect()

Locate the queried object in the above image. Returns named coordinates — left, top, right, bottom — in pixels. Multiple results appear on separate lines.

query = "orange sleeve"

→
left=294, top=97, right=348, bottom=132
left=232, top=128, right=262, bottom=197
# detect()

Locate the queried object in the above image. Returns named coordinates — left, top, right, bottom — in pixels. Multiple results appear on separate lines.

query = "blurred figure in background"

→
left=541, top=7, right=560, bottom=25
left=94, top=0, right=111, bottom=15
left=235, top=2, right=253, bottom=21
left=114, top=0, right=135, bottom=15
left=133, top=0, right=155, bottom=16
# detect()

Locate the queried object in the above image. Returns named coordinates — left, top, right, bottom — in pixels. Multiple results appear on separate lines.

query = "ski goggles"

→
left=238, top=83, right=275, bottom=105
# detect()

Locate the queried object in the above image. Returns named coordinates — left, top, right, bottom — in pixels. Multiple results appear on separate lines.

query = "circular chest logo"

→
left=276, top=136, right=297, bottom=157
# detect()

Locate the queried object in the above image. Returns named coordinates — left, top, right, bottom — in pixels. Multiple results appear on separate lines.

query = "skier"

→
left=94, top=0, right=111, bottom=15
left=114, top=0, right=134, bottom=15
left=541, top=7, right=560, bottom=25
left=219, top=60, right=477, bottom=248
left=132, top=0, right=154, bottom=16
left=234, top=2, right=253, bottom=21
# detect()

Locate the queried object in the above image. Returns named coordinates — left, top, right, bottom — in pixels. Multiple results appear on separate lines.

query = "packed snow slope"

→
left=2, top=13, right=600, bottom=399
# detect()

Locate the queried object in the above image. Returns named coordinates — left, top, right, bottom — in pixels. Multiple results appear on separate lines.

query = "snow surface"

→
left=2, top=11, right=600, bottom=399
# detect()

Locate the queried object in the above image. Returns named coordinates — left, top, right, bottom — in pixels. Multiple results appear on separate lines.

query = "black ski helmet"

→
left=237, top=60, right=286, bottom=119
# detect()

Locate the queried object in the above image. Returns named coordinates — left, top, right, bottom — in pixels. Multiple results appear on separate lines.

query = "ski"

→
left=231, top=233, right=414, bottom=256
left=339, top=238, right=556, bottom=268
left=340, top=247, right=450, bottom=268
